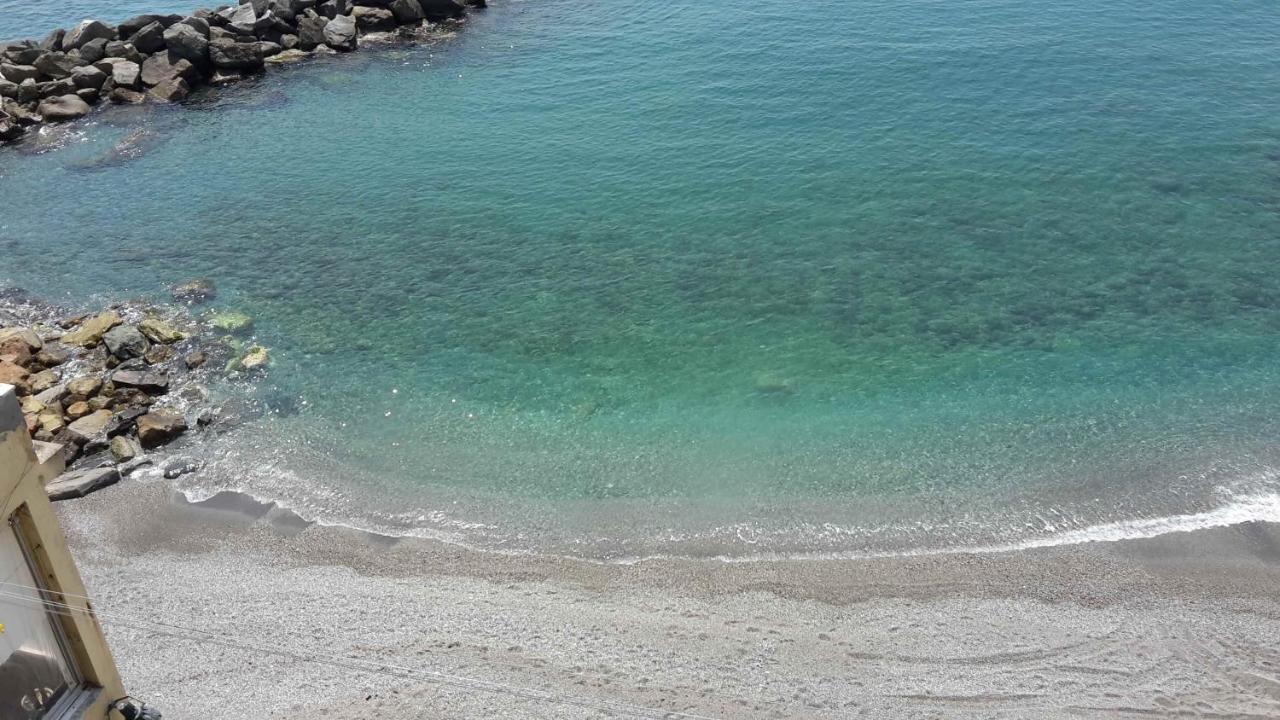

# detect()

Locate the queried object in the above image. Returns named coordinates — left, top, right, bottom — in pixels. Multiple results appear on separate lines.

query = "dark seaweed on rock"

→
left=0, top=0, right=483, bottom=146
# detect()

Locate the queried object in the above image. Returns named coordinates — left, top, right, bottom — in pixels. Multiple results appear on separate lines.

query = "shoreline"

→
left=0, top=0, right=484, bottom=145
left=54, top=477, right=1280, bottom=718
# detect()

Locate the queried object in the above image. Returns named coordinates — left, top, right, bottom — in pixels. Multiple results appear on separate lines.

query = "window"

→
left=0, top=516, right=85, bottom=719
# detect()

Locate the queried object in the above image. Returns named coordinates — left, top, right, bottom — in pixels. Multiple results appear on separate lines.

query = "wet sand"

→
left=55, top=478, right=1280, bottom=719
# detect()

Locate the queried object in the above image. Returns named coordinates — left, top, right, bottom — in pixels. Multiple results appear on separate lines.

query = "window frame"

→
left=6, top=512, right=100, bottom=720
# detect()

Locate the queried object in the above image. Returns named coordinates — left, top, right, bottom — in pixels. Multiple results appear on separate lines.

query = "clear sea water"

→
left=4, top=0, right=1280, bottom=559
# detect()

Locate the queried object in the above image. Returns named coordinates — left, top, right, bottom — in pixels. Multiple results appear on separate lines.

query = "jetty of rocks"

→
left=0, top=0, right=484, bottom=144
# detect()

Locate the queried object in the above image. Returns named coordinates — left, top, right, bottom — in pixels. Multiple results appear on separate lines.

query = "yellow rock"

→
left=60, top=310, right=122, bottom=348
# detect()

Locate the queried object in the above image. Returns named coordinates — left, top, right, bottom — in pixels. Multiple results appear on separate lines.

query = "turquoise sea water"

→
left=4, top=0, right=1280, bottom=558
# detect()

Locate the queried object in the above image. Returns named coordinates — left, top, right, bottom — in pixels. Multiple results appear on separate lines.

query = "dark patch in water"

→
left=1150, top=178, right=1186, bottom=195
left=68, top=127, right=168, bottom=172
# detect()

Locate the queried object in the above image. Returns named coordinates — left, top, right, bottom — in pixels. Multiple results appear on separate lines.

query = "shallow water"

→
left=4, top=0, right=1280, bottom=558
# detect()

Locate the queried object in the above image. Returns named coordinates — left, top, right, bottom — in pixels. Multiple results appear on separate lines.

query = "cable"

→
left=0, top=588, right=727, bottom=720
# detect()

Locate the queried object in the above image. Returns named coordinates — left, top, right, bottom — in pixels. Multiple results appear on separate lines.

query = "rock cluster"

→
left=0, top=0, right=484, bottom=144
left=0, top=281, right=271, bottom=476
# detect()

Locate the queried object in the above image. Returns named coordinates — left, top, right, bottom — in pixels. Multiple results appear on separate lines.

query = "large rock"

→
left=295, top=16, right=329, bottom=50
left=0, top=118, right=20, bottom=142
left=316, top=0, right=351, bottom=19
left=36, top=94, right=91, bottom=121
left=149, top=77, right=190, bottom=102
left=352, top=6, right=396, bottom=30
left=171, top=278, right=217, bottom=303
left=141, top=52, right=198, bottom=86
left=34, top=52, right=82, bottom=81
left=322, top=14, right=357, bottom=51
left=119, top=14, right=161, bottom=37
left=63, top=20, right=117, bottom=50
left=102, top=324, right=150, bottom=358
left=65, top=375, right=103, bottom=397
left=0, top=327, right=42, bottom=351
left=110, top=369, right=169, bottom=393
left=109, top=435, right=139, bottom=462
left=136, top=409, right=187, bottom=448
left=78, top=38, right=110, bottom=63
left=178, top=16, right=212, bottom=36
left=128, top=21, right=167, bottom=53
left=163, top=23, right=210, bottom=63
left=109, top=87, right=147, bottom=104
left=209, top=39, right=265, bottom=70
left=0, top=359, right=28, bottom=387
left=137, top=317, right=186, bottom=343
left=389, top=0, right=425, bottom=23
left=111, top=60, right=142, bottom=87
left=46, top=466, right=120, bottom=501
left=103, top=41, right=145, bottom=63
left=65, top=409, right=113, bottom=444
left=229, top=4, right=259, bottom=33
left=70, top=64, right=107, bottom=89
left=1, top=62, right=40, bottom=82
left=60, top=310, right=121, bottom=347
left=41, top=29, right=66, bottom=51
left=419, top=0, right=465, bottom=19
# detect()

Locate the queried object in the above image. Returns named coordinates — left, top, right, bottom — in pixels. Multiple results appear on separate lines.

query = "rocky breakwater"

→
left=0, top=281, right=272, bottom=499
left=0, top=0, right=485, bottom=145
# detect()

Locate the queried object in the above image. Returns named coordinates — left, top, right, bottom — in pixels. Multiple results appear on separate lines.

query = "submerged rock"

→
left=171, top=278, right=217, bottom=303
left=36, top=94, right=92, bottom=121
left=208, top=310, right=254, bottom=334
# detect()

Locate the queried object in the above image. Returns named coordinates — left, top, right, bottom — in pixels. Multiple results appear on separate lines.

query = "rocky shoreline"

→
left=0, top=281, right=270, bottom=498
left=0, top=0, right=484, bottom=144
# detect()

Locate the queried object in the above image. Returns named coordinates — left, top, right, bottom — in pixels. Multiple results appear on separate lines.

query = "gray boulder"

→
left=78, top=37, right=109, bottom=63
left=109, top=87, right=147, bottom=104
left=103, top=41, right=145, bottom=62
left=16, top=79, right=40, bottom=102
left=63, top=20, right=117, bottom=50
left=70, top=64, right=107, bottom=89
left=209, top=38, right=265, bottom=70
left=164, top=24, right=210, bottom=63
left=103, top=324, right=150, bottom=358
left=229, top=4, right=259, bottom=33
left=419, top=0, right=465, bottom=19
left=1, top=63, right=39, bottom=82
left=41, top=29, right=66, bottom=51
left=389, top=0, right=425, bottom=23
left=47, top=466, right=120, bottom=501
left=111, top=60, right=142, bottom=87
left=352, top=6, right=396, bottom=30
left=322, top=14, right=357, bottom=51
left=0, top=79, right=16, bottom=97
left=0, top=118, right=23, bottom=141
left=128, top=21, right=167, bottom=53
left=36, top=94, right=91, bottom=121
left=141, top=52, right=198, bottom=86
left=148, top=77, right=190, bottom=102
left=118, top=14, right=166, bottom=37
left=316, top=0, right=351, bottom=18
left=295, top=16, right=329, bottom=49
left=178, top=16, right=212, bottom=36
left=2, top=43, right=41, bottom=65
left=110, top=369, right=169, bottom=393
left=33, top=52, right=81, bottom=80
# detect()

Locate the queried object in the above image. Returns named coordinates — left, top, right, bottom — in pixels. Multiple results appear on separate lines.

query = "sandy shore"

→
left=53, top=477, right=1280, bottom=719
